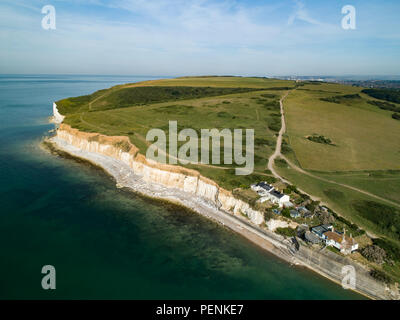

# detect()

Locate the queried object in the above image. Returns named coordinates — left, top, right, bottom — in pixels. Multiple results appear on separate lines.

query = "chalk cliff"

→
left=53, top=103, right=65, bottom=124
left=56, top=123, right=265, bottom=226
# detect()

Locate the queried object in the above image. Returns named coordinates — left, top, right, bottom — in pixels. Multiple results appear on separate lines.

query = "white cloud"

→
left=1, top=0, right=399, bottom=75
left=287, top=0, right=322, bottom=26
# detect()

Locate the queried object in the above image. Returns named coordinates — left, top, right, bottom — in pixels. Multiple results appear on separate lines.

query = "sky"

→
left=1, top=0, right=400, bottom=77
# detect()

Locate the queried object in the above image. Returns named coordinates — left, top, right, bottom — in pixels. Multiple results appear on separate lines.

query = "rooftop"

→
left=269, top=190, right=285, bottom=199
left=256, top=182, right=274, bottom=190
left=305, top=231, right=321, bottom=244
left=324, top=231, right=356, bottom=246
left=311, top=224, right=332, bottom=235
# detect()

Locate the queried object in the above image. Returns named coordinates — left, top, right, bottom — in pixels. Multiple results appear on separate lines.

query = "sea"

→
left=0, top=74, right=363, bottom=299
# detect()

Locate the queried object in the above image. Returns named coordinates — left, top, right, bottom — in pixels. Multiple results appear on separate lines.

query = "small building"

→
left=261, top=190, right=290, bottom=208
left=251, top=182, right=274, bottom=195
left=321, top=206, right=329, bottom=212
left=303, top=211, right=314, bottom=219
left=272, top=209, right=281, bottom=215
left=298, top=206, right=311, bottom=215
left=253, top=182, right=290, bottom=208
left=304, top=231, right=321, bottom=244
left=324, top=230, right=358, bottom=255
left=311, top=224, right=333, bottom=239
left=282, top=201, right=294, bottom=208
left=290, top=210, right=301, bottom=218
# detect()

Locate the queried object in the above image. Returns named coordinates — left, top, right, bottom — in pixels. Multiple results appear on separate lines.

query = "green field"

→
left=57, top=76, right=296, bottom=190
left=284, top=83, right=400, bottom=172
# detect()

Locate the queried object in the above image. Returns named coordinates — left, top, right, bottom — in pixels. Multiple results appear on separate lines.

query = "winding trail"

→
left=267, top=91, right=400, bottom=209
left=267, top=91, right=290, bottom=183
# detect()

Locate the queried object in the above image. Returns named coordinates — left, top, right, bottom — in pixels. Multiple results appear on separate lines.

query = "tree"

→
left=317, top=211, right=335, bottom=225
left=281, top=208, right=291, bottom=218
left=361, top=245, right=387, bottom=264
left=392, top=113, right=400, bottom=120
left=264, top=210, right=273, bottom=222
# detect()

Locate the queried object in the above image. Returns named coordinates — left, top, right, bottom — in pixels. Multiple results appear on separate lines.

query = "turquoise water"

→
left=0, top=74, right=363, bottom=299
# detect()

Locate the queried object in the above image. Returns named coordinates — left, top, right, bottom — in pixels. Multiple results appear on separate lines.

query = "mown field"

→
left=283, top=83, right=400, bottom=171
left=57, top=76, right=296, bottom=190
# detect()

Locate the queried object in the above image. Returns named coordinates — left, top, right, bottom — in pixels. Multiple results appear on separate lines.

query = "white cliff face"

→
left=265, top=219, right=298, bottom=231
left=56, top=125, right=265, bottom=226
left=53, top=103, right=65, bottom=124
left=266, top=219, right=289, bottom=231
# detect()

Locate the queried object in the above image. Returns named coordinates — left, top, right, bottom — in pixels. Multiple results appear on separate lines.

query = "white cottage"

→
left=260, top=190, right=290, bottom=208
left=324, top=231, right=358, bottom=255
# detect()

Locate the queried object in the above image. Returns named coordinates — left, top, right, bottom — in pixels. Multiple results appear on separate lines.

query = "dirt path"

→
left=267, top=91, right=290, bottom=182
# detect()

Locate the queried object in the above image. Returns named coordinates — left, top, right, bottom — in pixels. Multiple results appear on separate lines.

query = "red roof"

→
left=324, top=231, right=356, bottom=246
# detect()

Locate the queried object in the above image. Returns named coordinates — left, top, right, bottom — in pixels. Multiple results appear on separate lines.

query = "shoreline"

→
left=44, top=135, right=385, bottom=300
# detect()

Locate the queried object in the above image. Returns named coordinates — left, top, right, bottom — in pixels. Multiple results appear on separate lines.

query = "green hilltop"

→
left=57, top=76, right=400, bottom=282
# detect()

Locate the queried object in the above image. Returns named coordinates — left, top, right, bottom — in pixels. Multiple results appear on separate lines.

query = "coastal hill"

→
left=56, top=76, right=296, bottom=191
left=55, top=76, right=400, bottom=285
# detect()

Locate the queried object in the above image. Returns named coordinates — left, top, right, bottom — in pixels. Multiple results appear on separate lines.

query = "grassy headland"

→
left=56, top=76, right=400, bottom=283
left=56, top=76, right=296, bottom=190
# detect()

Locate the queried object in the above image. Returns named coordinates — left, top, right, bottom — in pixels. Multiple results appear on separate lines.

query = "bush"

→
left=267, top=117, right=281, bottom=132
left=372, top=238, right=400, bottom=262
left=352, top=200, right=400, bottom=240
left=281, top=144, right=292, bottom=154
left=262, top=100, right=280, bottom=110
left=276, top=227, right=296, bottom=237
left=306, top=200, right=319, bottom=212
left=275, top=158, right=288, bottom=168
left=320, top=94, right=361, bottom=104
left=369, top=269, right=393, bottom=284
left=255, top=137, right=274, bottom=147
left=392, top=113, right=400, bottom=120
left=367, top=100, right=400, bottom=112
left=284, top=184, right=298, bottom=195
left=307, top=135, right=333, bottom=145
left=360, top=245, right=387, bottom=264
left=260, top=93, right=279, bottom=99
left=362, top=88, right=400, bottom=104
left=281, top=208, right=291, bottom=218
left=264, top=210, right=273, bottom=222
left=317, top=211, right=335, bottom=225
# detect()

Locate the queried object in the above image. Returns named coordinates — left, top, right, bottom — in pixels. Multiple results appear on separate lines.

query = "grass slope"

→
left=57, top=76, right=296, bottom=190
left=285, top=83, right=400, bottom=171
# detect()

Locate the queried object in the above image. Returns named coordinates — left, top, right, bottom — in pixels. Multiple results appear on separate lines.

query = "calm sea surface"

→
left=0, top=74, right=363, bottom=299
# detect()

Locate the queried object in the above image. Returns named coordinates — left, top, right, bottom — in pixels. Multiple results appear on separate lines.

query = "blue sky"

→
left=1, top=0, right=399, bottom=76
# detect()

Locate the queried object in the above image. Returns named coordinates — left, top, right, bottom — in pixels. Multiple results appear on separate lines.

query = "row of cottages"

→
left=251, top=182, right=292, bottom=208
left=311, top=224, right=358, bottom=255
